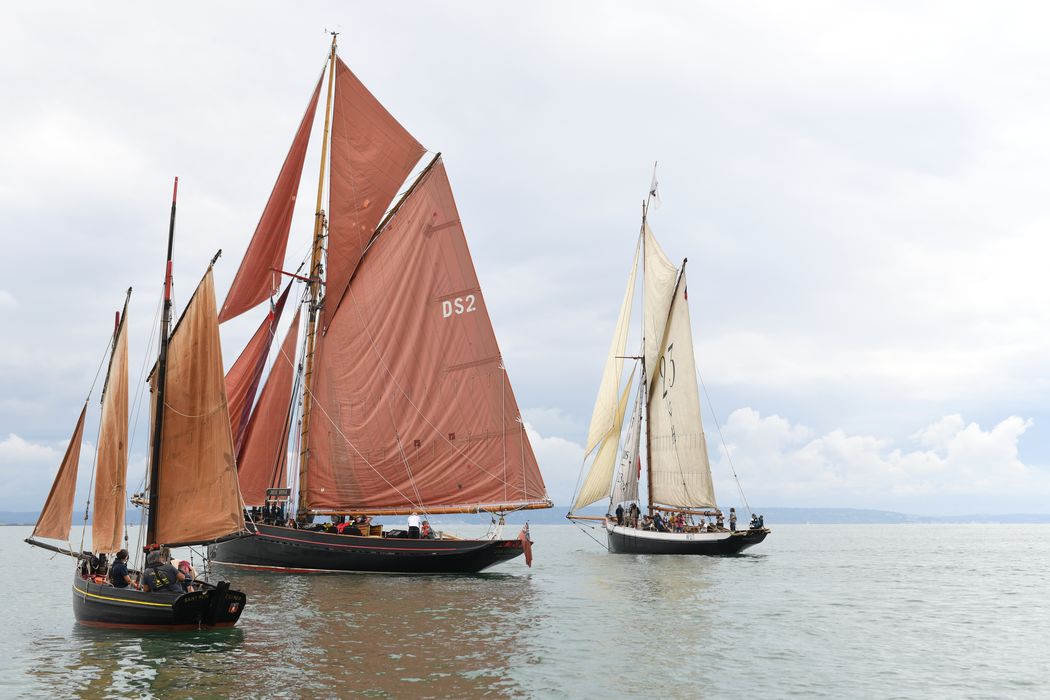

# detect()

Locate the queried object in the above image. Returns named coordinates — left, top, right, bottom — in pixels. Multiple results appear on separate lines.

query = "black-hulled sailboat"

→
left=27, top=180, right=248, bottom=629
left=209, top=35, right=551, bottom=574
left=567, top=180, right=769, bottom=555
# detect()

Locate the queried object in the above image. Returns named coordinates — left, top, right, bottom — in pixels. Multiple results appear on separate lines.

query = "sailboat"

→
left=209, top=35, right=551, bottom=574
left=26, top=179, right=248, bottom=629
left=567, top=182, right=769, bottom=555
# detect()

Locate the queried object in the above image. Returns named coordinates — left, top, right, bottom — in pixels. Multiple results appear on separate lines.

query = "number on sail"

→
left=441, top=294, right=477, bottom=318
left=660, top=342, right=676, bottom=398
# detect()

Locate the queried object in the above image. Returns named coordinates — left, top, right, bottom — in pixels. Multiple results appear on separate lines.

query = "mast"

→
left=641, top=198, right=654, bottom=517
left=297, top=33, right=338, bottom=520
left=146, top=176, right=178, bottom=547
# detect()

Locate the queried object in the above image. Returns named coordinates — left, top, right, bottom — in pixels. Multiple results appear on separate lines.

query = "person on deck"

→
left=109, top=549, right=137, bottom=590
left=729, top=508, right=737, bottom=532
left=141, top=550, right=185, bottom=593
left=749, top=513, right=759, bottom=529
left=628, top=503, right=640, bottom=528
left=653, top=512, right=666, bottom=531
left=716, top=512, right=724, bottom=530
left=407, top=512, right=421, bottom=538
left=615, top=503, right=624, bottom=526
left=421, top=520, right=432, bottom=539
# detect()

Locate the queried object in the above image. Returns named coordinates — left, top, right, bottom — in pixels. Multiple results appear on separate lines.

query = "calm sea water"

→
left=1, top=523, right=1047, bottom=698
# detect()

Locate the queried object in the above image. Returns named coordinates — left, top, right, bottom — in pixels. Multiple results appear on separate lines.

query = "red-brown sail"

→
left=306, top=160, right=548, bottom=513
left=322, top=57, right=425, bottom=330
left=32, top=405, right=86, bottom=542
left=218, top=75, right=324, bottom=323
left=238, top=306, right=300, bottom=505
left=92, top=302, right=130, bottom=553
left=153, top=269, right=244, bottom=545
left=224, top=286, right=290, bottom=454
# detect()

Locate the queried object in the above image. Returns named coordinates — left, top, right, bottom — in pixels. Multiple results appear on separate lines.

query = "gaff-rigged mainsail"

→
left=91, top=296, right=130, bottom=553
left=305, top=160, right=548, bottom=514
left=648, top=268, right=716, bottom=510
left=642, top=223, right=677, bottom=393
left=151, top=269, right=245, bottom=546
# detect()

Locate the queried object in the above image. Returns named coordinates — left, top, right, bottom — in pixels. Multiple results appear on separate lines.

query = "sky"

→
left=2, top=2, right=1049, bottom=517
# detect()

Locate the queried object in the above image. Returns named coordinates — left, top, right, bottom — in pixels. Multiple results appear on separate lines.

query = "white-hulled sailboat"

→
left=568, top=181, right=769, bottom=555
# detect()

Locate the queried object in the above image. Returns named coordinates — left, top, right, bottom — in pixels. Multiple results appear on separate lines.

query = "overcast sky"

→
left=2, top=3, right=1049, bottom=517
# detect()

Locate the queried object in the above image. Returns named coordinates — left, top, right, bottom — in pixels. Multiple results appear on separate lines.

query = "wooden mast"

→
left=296, top=33, right=338, bottom=521
left=641, top=198, right=655, bottom=518
left=145, top=177, right=178, bottom=547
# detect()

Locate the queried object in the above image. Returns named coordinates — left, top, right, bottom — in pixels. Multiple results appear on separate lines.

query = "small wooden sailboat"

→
left=26, top=180, right=248, bottom=629
left=567, top=180, right=769, bottom=555
left=209, top=35, right=551, bottom=574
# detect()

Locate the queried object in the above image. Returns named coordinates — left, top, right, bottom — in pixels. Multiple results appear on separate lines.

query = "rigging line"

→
left=569, top=519, right=610, bottom=551
left=696, top=366, right=751, bottom=517
left=275, top=341, right=426, bottom=516
left=161, top=402, right=225, bottom=420
left=384, top=396, right=428, bottom=515
left=346, top=284, right=517, bottom=487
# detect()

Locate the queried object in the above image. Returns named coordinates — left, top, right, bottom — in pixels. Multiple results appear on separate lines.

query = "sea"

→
left=1, top=522, right=1046, bottom=698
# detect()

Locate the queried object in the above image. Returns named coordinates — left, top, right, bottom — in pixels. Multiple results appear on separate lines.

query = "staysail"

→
left=322, top=57, right=426, bottom=330
left=647, top=268, right=716, bottom=509
left=91, top=298, right=130, bottom=553
left=219, top=75, right=324, bottom=323
left=31, top=405, right=87, bottom=542
left=237, top=306, right=301, bottom=505
left=224, top=286, right=290, bottom=454
left=572, top=367, right=635, bottom=511
left=152, top=269, right=245, bottom=545
left=305, top=159, right=548, bottom=514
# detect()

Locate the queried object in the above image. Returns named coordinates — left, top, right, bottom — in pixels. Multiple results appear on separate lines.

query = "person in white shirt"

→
left=407, top=512, right=421, bottom=538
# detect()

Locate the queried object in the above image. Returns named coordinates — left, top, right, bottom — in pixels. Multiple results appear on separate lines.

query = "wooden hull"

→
left=606, top=523, right=769, bottom=555
left=72, top=571, right=246, bottom=631
left=209, top=522, right=526, bottom=574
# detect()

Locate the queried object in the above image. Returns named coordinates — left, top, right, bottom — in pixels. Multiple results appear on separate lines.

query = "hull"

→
left=210, top=522, right=526, bottom=574
left=72, top=571, right=246, bottom=631
left=606, top=523, right=769, bottom=555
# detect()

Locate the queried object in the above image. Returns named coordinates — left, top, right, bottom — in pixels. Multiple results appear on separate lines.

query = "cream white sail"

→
left=573, top=367, right=635, bottom=511
left=647, top=269, right=716, bottom=509
left=642, top=222, right=677, bottom=393
left=584, top=238, right=639, bottom=453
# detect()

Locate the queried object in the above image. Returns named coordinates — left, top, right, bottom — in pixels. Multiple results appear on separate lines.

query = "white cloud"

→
left=0, top=290, right=16, bottom=310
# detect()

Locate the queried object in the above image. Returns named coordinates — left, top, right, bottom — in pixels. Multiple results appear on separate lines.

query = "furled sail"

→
left=152, top=269, right=245, bottom=545
left=611, top=378, right=644, bottom=506
left=32, top=405, right=86, bottom=542
left=322, top=57, right=426, bottom=330
left=643, top=223, right=677, bottom=391
left=306, top=159, right=548, bottom=513
left=238, top=306, right=301, bottom=505
left=92, top=301, right=130, bottom=553
left=572, top=367, right=635, bottom=511
left=224, top=286, right=290, bottom=454
left=584, top=238, right=638, bottom=453
left=218, top=75, right=324, bottom=323
left=647, top=270, right=716, bottom=509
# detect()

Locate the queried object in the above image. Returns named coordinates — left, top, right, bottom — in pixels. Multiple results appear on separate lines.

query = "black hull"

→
left=607, top=526, right=769, bottom=555
left=72, top=571, right=246, bottom=631
left=209, top=523, right=526, bottom=574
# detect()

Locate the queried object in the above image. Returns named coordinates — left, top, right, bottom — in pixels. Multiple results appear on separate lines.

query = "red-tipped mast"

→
left=146, top=176, right=178, bottom=549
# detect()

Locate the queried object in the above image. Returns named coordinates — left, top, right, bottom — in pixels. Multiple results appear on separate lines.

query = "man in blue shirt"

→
left=142, top=549, right=185, bottom=593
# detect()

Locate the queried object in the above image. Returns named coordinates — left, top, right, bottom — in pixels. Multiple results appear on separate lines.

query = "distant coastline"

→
left=7, top=507, right=1050, bottom=527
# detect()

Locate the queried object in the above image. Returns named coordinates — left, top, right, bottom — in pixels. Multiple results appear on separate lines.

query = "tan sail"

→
left=647, top=269, right=716, bottom=509
left=611, top=378, right=644, bottom=506
left=643, top=222, right=677, bottom=391
left=92, top=301, right=130, bottom=553
left=572, top=367, right=635, bottom=511
left=584, top=238, right=639, bottom=454
left=306, top=159, right=549, bottom=513
left=32, top=405, right=86, bottom=542
left=153, top=269, right=245, bottom=545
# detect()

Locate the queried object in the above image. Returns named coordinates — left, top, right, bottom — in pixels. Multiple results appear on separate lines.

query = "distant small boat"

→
left=27, top=180, right=248, bottom=629
left=209, top=34, right=551, bottom=574
left=567, top=174, right=769, bottom=555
